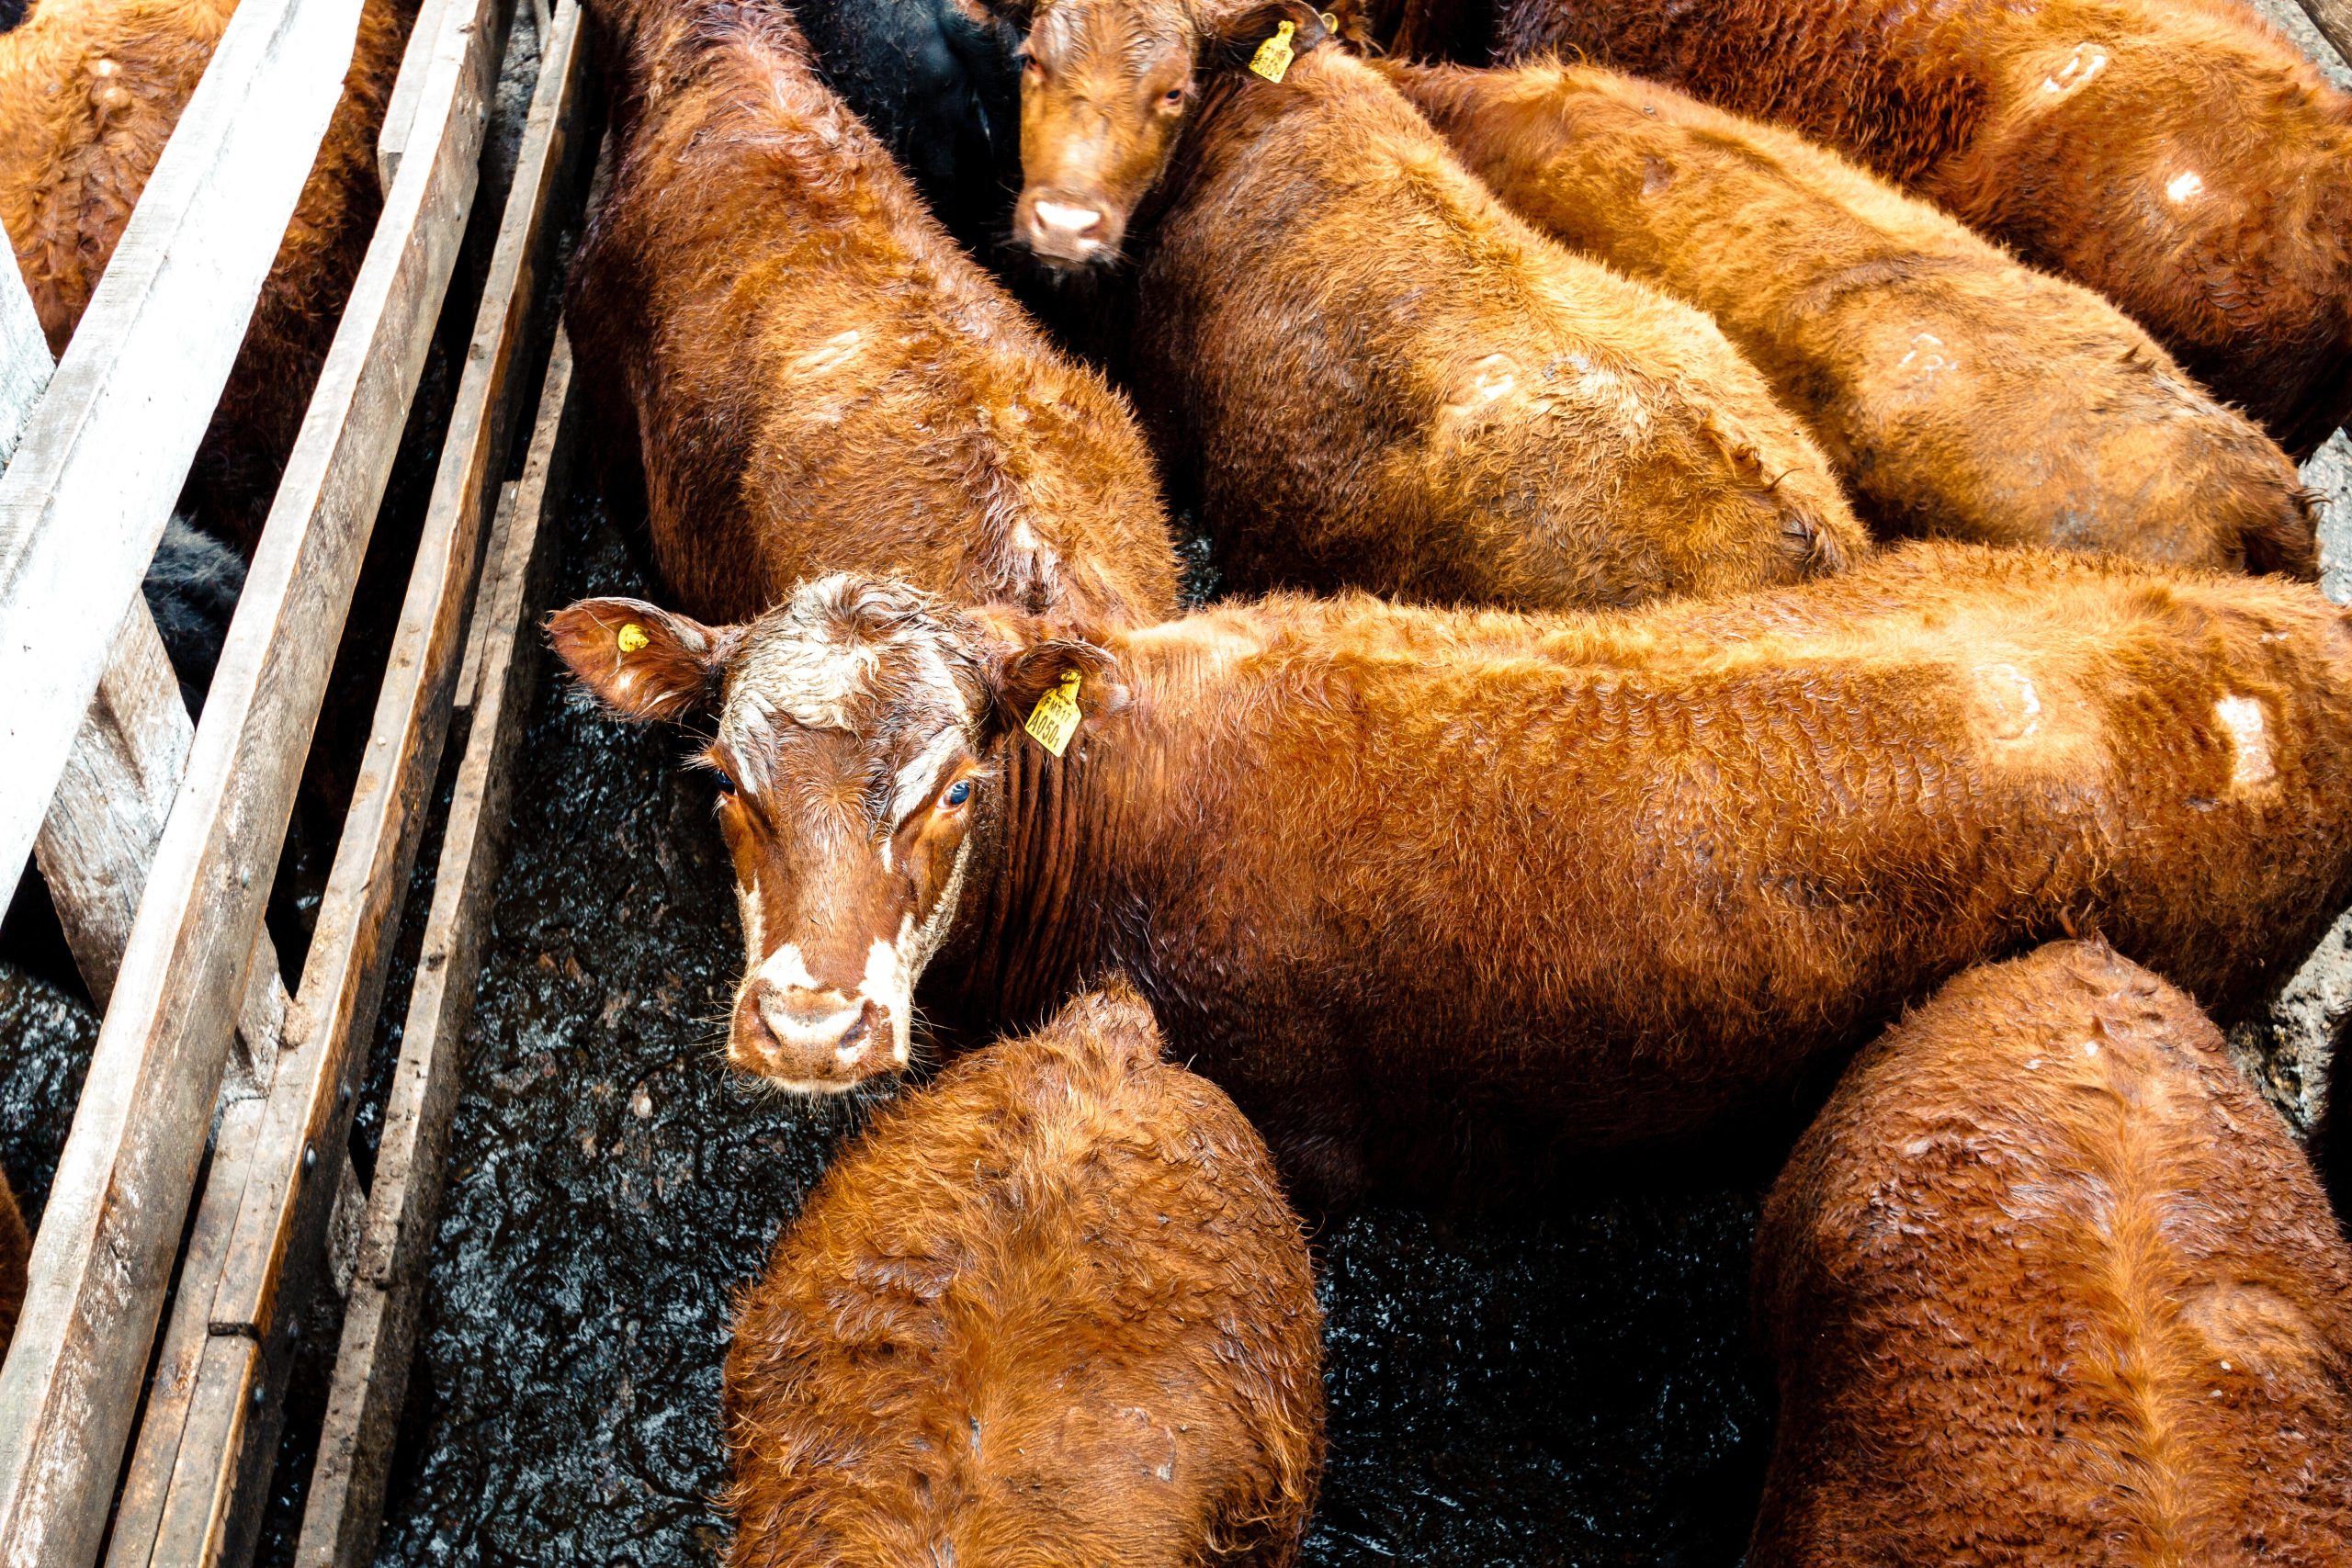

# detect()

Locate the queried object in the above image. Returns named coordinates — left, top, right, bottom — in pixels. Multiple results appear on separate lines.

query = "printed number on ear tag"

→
left=1250, top=19, right=1297, bottom=83
left=1023, top=671, right=1084, bottom=758
left=616, top=622, right=650, bottom=654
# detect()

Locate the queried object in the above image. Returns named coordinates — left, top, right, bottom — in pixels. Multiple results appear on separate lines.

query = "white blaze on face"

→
left=2213, top=694, right=2275, bottom=791
left=2165, top=170, right=2206, bottom=204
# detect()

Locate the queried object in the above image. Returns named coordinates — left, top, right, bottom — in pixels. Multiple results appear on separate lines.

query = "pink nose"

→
left=731, top=982, right=888, bottom=1087
left=1019, top=193, right=1109, bottom=264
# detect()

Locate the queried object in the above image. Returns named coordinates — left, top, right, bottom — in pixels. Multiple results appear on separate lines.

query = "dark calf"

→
left=557, top=544, right=2352, bottom=1206
left=1752, top=942, right=2352, bottom=1564
left=723, top=982, right=1324, bottom=1567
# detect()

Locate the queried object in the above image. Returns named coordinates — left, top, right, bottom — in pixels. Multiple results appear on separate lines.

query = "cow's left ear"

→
left=547, top=596, right=741, bottom=724
left=976, top=611, right=1129, bottom=750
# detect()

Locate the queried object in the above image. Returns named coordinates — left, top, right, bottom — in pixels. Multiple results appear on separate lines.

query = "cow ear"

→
left=979, top=614, right=1129, bottom=750
left=547, top=597, right=738, bottom=723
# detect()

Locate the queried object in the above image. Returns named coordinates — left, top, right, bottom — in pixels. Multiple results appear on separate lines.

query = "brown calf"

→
left=569, top=0, right=1180, bottom=629
left=1751, top=941, right=2352, bottom=1565
left=723, top=982, right=1324, bottom=1568
left=1117, top=6, right=1860, bottom=612
left=1386, top=60, right=2319, bottom=577
left=1491, top=0, right=2352, bottom=455
left=555, top=543, right=2352, bottom=1206
left=0, top=1167, right=24, bottom=1355
left=0, top=0, right=414, bottom=546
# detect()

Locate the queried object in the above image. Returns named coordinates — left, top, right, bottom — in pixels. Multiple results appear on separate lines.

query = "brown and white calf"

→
left=1490, top=0, right=2352, bottom=456
left=1385, top=59, right=2319, bottom=577
left=570, top=0, right=1180, bottom=628
left=724, top=982, right=1324, bottom=1568
left=1751, top=941, right=2352, bottom=1564
left=553, top=543, right=2352, bottom=1206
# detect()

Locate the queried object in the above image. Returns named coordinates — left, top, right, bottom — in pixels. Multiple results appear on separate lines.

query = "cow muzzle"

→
left=731, top=979, right=895, bottom=1090
left=1015, top=188, right=1122, bottom=266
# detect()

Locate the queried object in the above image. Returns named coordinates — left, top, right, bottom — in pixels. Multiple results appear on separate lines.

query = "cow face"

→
left=1012, top=0, right=1195, bottom=267
left=548, top=578, right=1119, bottom=1092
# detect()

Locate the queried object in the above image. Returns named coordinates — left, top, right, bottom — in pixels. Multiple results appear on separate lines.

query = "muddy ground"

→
left=3, top=5, right=2351, bottom=1564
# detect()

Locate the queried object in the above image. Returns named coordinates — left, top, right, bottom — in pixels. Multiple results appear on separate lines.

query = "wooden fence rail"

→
left=0, top=0, right=514, bottom=1555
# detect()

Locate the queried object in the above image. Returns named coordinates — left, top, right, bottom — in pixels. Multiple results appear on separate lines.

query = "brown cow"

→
left=553, top=542, right=2352, bottom=1206
left=0, top=1168, right=25, bottom=1355
left=1751, top=941, right=2352, bottom=1564
left=569, top=0, right=1180, bottom=629
left=723, top=981, right=1324, bottom=1568
left=0, top=0, right=415, bottom=547
left=1110, top=4, right=1862, bottom=612
left=1491, top=0, right=2352, bottom=456
left=1385, top=60, right=2320, bottom=577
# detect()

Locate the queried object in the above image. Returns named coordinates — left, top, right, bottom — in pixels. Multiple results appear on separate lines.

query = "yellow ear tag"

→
left=616, top=622, right=650, bottom=654
left=1023, top=671, right=1084, bottom=757
left=1249, top=19, right=1297, bottom=83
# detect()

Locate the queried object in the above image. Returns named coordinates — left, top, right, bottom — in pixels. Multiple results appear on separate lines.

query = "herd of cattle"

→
left=1, top=0, right=2351, bottom=1557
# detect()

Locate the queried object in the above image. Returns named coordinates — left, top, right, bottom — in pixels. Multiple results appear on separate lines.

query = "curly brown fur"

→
left=722, top=982, right=1324, bottom=1568
left=1752, top=942, right=2352, bottom=1565
left=568, top=0, right=1180, bottom=630
left=0, top=0, right=413, bottom=548
left=0, top=1166, right=25, bottom=1355
left=558, top=543, right=2352, bottom=1207
left=1114, top=8, right=1864, bottom=612
left=1386, top=59, right=2320, bottom=576
left=1490, top=0, right=2352, bottom=456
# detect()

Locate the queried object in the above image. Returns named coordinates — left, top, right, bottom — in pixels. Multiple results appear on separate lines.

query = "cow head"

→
left=548, top=577, right=1122, bottom=1092
left=1011, top=0, right=1198, bottom=266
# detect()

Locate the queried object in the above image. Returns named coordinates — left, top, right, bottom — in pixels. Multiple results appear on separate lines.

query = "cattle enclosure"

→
left=0, top=0, right=2347, bottom=1565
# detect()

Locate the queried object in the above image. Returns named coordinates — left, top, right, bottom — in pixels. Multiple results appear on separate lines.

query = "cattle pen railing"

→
left=0, top=0, right=2346, bottom=1566
left=0, top=0, right=595, bottom=1553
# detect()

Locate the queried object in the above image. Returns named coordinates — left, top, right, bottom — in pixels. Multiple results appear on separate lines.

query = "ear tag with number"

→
left=616, top=622, right=650, bottom=654
left=1023, top=671, right=1085, bottom=757
left=1249, top=19, right=1297, bottom=82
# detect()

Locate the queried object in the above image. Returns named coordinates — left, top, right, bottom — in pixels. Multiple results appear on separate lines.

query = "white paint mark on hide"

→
left=792, top=328, right=867, bottom=376
left=2041, top=42, right=2109, bottom=96
left=1897, top=333, right=1956, bottom=374
left=2215, top=694, right=2276, bottom=790
left=1975, top=661, right=2042, bottom=739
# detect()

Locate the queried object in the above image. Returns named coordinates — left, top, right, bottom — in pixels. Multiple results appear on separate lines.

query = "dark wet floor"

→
left=347, top=480, right=1773, bottom=1568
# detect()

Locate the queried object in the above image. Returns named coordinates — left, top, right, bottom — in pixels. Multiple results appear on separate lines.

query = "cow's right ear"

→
left=546, top=597, right=739, bottom=724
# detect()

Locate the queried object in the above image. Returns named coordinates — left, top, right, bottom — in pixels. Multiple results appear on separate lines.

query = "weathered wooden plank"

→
left=33, top=602, right=293, bottom=1095
left=119, top=6, right=586, bottom=1557
left=0, top=0, right=509, bottom=1553
left=296, top=327, right=573, bottom=1568
left=2298, top=0, right=2352, bottom=65
left=453, top=478, right=519, bottom=711
left=0, top=0, right=362, bottom=908
left=379, top=0, right=456, bottom=187
left=0, top=261, right=52, bottom=466
left=209, top=0, right=579, bottom=1350
left=99, top=1095, right=268, bottom=1568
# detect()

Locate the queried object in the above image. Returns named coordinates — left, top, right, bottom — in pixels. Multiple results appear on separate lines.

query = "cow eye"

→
left=710, top=766, right=738, bottom=796
left=1162, top=85, right=1183, bottom=104
left=941, top=778, right=974, bottom=808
